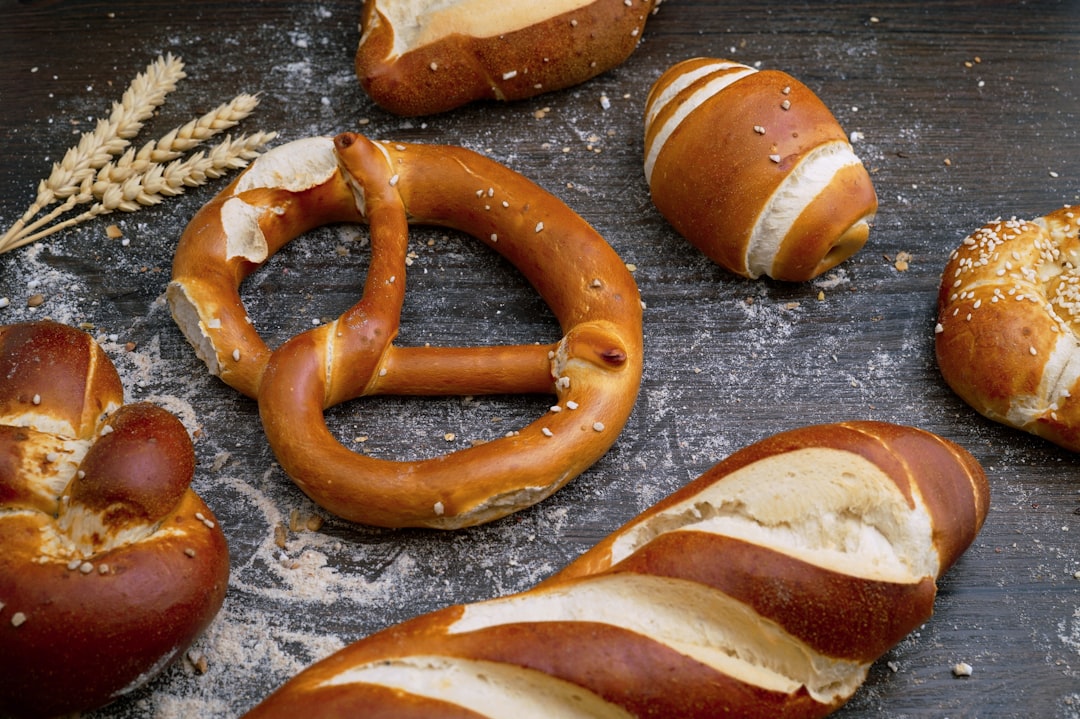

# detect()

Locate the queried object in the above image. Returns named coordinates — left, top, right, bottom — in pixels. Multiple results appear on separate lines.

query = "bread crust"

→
left=644, top=58, right=877, bottom=281
left=243, top=421, right=988, bottom=718
left=0, top=321, right=229, bottom=719
left=355, top=0, right=660, bottom=116
left=936, top=205, right=1080, bottom=451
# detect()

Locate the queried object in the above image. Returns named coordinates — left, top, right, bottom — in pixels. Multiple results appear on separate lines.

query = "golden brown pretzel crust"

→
left=0, top=321, right=229, bottom=719
left=242, top=421, right=989, bottom=719
left=936, top=205, right=1080, bottom=451
left=644, top=58, right=878, bottom=282
left=169, top=133, right=643, bottom=528
left=355, top=0, right=660, bottom=116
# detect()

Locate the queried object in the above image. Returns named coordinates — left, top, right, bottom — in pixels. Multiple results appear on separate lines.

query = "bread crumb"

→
left=952, top=661, right=973, bottom=677
left=894, top=251, right=912, bottom=271
left=106, top=224, right=123, bottom=239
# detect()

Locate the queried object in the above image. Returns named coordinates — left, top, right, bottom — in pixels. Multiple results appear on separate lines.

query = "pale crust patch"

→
left=371, top=0, right=599, bottom=58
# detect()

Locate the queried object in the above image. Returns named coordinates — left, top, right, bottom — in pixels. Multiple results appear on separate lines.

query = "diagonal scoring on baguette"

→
left=374, top=0, right=599, bottom=59
left=608, top=447, right=938, bottom=583
left=744, top=143, right=872, bottom=279
left=324, top=655, right=634, bottom=719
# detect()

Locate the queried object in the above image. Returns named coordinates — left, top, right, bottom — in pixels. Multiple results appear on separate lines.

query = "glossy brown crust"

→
left=172, top=133, right=642, bottom=529
left=935, top=206, right=1080, bottom=452
left=170, top=172, right=365, bottom=398
left=244, top=422, right=988, bottom=719
left=644, top=59, right=877, bottom=281
left=355, top=0, right=658, bottom=116
left=0, top=320, right=123, bottom=439
left=0, top=321, right=230, bottom=719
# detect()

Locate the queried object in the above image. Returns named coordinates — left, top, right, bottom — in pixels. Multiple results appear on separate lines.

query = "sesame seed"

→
left=232, top=348, right=241, bottom=362
left=429, top=62, right=438, bottom=71
left=535, top=221, right=545, bottom=233
left=100, top=424, right=114, bottom=435
left=11, top=612, right=26, bottom=627
left=502, top=70, right=518, bottom=80
left=753, top=125, right=766, bottom=134
left=1030, top=346, right=1038, bottom=355
left=490, top=233, right=498, bottom=243
left=79, top=562, right=94, bottom=574
left=379, top=368, right=388, bottom=376
left=67, top=558, right=82, bottom=570
left=184, top=548, right=197, bottom=558
left=542, top=427, right=554, bottom=437
left=557, top=376, right=570, bottom=389
left=433, top=501, right=445, bottom=516
left=769, top=154, right=781, bottom=163
left=549, top=405, right=562, bottom=413
left=566, top=400, right=579, bottom=410
left=781, top=100, right=791, bottom=110
left=32, top=394, right=41, bottom=405
left=389, top=174, right=400, bottom=186
left=592, top=422, right=605, bottom=432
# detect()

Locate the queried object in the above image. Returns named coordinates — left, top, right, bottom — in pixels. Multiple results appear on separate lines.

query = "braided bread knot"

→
left=0, top=321, right=229, bottom=719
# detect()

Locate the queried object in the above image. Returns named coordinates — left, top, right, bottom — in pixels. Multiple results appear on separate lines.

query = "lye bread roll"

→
left=644, top=58, right=878, bottom=282
left=355, top=0, right=660, bottom=116
left=0, top=321, right=230, bottom=719
left=936, top=205, right=1080, bottom=452
left=243, top=421, right=989, bottom=719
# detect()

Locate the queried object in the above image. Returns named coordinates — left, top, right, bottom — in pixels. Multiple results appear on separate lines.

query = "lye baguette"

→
left=243, top=421, right=989, bottom=719
left=355, top=0, right=661, bottom=116
left=644, top=58, right=877, bottom=282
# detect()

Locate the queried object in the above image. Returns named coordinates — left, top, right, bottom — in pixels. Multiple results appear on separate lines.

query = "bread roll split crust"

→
left=644, top=58, right=878, bottom=282
left=356, top=0, right=661, bottom=116
left=244, top=421, right=988, bottom=719
left=936, top=205, right=1080, bottom=451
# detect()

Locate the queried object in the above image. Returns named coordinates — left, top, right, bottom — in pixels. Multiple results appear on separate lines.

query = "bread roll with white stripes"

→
left=243, top=421, right=988, bottom=719
left=936, top=205, right=1080, bottom=451
left=644, top=58, right=878, bottom=281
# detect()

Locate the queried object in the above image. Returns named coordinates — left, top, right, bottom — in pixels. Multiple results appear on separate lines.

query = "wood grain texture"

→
left=0, top=1, right=1077, bottom=717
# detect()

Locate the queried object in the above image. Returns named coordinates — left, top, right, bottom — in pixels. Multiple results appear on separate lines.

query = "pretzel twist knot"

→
left=0, top=321, right=229, bottom=719
left=168, top=133, right=643, bottom=528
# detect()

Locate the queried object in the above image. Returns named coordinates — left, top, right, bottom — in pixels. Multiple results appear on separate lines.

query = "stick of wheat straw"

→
left=0, top=54, right=185, bottom=248
left=13, top=92, right=263, bottom=243
left=5, top=132, right=278, bottom=251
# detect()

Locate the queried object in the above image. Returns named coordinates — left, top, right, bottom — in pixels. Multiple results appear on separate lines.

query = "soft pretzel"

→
left=643, top=58, right=878, bottom=281
left=168, top=133, right=643, bottom=528
left=0, top=321, right=229, bottom=719
left=936, top=205, right=1080, bottom=451
left=355, top=0, right=661, bottom=116
left=242, top=421, right=989, bottom=718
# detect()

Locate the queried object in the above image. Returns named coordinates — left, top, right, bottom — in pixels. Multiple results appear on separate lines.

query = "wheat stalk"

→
left=6, top=132, right=277, bottom=251
left=0, top=54, right=185, bottom=247
left=0, top=55, right=278, bottom=255
left=12, top=93, right=264, bottom=243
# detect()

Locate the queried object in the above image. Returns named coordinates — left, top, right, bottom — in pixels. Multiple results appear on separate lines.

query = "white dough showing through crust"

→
left=323, top=655, right=634, bottom=719
left=745, top=141, right=871, bottom=279
left=367, top=0, right=598, bottom=59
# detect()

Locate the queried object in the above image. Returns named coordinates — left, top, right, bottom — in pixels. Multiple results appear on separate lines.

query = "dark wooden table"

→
left=1, top=1, right=1078, bottom=717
